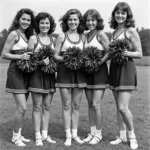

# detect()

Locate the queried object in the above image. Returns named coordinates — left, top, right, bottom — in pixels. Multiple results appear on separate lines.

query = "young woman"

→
left=82, top=9, right=109, bottom=145
left=28, top=12, right=56, bottom=146
left=54, top=9, right=85, bottom=146
left=109, top=2, right=142, bottom=149
left=1, top=8, right=34, bottom=146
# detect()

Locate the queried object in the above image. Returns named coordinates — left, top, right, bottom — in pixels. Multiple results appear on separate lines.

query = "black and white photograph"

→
left=0, top=0, right=149, bottom=149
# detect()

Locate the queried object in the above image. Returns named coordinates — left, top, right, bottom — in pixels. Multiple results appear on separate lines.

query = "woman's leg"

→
left=71, top=88, right=84, bottom=144
left=110, top=90, right=127, bottom=145
left=89, top=89, right=105, bottom=144
left=117, top=91, right=138, bottom=149
left=113, top=90, right=126, bottom=131
left=32, top=92, right=43, bottom=146
left=41, top=93, right=56, bottom=143
left=59, top=88, right=72, bottom=146
left=85, top=89, right=96, bottom=134
left=12, top=94, right=27, bottom=146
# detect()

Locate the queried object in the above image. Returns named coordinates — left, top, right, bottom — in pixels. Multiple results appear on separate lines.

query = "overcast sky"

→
left=0, top=0, right=149, bottom=33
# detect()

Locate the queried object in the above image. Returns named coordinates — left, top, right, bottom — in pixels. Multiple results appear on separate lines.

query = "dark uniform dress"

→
left=84, top=32, right=109, bottom=89
left=109, top=29, right=138, bottom=90
left=55, top=33, right=86, bottom=88
left=6, top=30, right=29, bottom=94
left=28, top=35, right=56, bottom=93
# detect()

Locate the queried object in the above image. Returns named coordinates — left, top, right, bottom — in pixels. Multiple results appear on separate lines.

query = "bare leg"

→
left=42, top=93, right=53, bottom=131
left=71, top=88, right=83, bottom=130
left=59, top=88, right=71, bottom=130
left=13, top=94, right=27, bottom=133
left=117, top=91, right=134, bottom=131
left=85, top=89, right=96, bottom=129
left=113, top=90, right=126, bottom=131
left=32, top=93, right=42, bottom=133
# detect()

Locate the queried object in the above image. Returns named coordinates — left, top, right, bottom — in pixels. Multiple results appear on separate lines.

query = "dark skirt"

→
left=85, top=62, right=109, bottom=89
left=109, top=59, right=137, bottom=90
left=6, top=60, right=29, bottom=93
left=28, top=67, right=56, bottom=93
left=56, top=62, right=86, bottom=88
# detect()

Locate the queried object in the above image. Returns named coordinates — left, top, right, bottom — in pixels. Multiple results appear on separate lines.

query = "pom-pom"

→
left=37, top=46, right=57, bottom=74
left=16, top=49, right=39, bottom=73
left=63, top=46, right=83, bottom=70
left=109, top=39, right=132, bottom=65
left=81, top=46, right=103, bottom=74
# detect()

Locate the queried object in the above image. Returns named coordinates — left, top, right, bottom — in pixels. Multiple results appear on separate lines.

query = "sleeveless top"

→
left=111, top=28, right=130, bottom=41
left=61, top=33, right=84, bottom=52
left=85, top=32, right=104, bottom=50
left=34, top=35, right=54, bottom=52
left=11, top=30, right=28, bottom=50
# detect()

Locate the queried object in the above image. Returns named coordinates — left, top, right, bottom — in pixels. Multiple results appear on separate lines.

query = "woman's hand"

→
left=19, top=52, right=33, bottom=60
left=39, top=57, right=49, bottom=65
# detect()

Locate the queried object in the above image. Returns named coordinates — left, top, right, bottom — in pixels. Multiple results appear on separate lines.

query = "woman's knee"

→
left=72, top=103, right=80, bottom=110
left=18, top=106, right=27, bottom=114
left=43, top=104, right=51, bottom=111
left=33, top=105, right=41, bottom=112
left=118, top=106, right=129, bottom=114
left=63, top=102, right=71, bottom=111
left=92, top=102, right=100, bottom=111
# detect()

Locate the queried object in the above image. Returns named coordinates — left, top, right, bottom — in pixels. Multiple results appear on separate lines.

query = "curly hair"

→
left=34, top=12, right=56, bottom=35
left=59, top=9, right=84, bottom=34
left=109, top=2, right=135, bottom=29
left=9, top=8, right=34, bottom=40
left=83, top=9, right=104, bottom=30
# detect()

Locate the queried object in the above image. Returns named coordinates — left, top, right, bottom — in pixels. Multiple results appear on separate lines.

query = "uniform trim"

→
left=55, top=83, right=86, bottom=88
left=28, top=87, right=56, bottom=93
left=86, top=84, right=109, bottom=89
left=6, top=88, right=28, bottom=94
left=110, top=85, right=138, bottom=91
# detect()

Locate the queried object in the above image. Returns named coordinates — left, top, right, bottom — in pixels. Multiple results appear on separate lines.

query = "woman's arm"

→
left=54, top=33, right=65, bottom=62
left=2, top=31, right=31, bottom=60
left=2, top=31, right=20, bottom=60
left=124, top=27, right=142, bottom=59
left=98, top=31, right=110, bottom=63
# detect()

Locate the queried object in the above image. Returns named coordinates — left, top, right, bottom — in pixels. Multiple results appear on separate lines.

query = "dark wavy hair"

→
left=59, top=9, right=84, bottom=34
left=109, top=2, right=135, bottom=29
left=9, top=8, right=34, bottom=40
left=34, top=12, right=56, bottom=35
left=83, top=9, right=104, bottom=30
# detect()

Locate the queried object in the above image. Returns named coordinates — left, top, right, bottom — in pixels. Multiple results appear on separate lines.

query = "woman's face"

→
left=39, top=17, right=50, bottom=34
left=115, top=9, right=127, bottom=25
left=86, top=15, right=97, bottom=31
left=18, top=13, right=31, bottom=30
left=67, top=14, right=80, bottom=31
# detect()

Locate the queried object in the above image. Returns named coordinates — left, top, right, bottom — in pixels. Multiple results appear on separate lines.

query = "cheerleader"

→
left=1, top=8, right=34, bottom=146
left=28, top=12, right=56, bottom=146
left=82, top=9, right=109, bottom=144
left=109, top=2, right=142, bottom=149
left=54, top=9, right=85, bottom=146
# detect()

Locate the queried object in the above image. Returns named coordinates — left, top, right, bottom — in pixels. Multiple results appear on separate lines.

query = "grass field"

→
left=0, top=63, right=150, bottom=150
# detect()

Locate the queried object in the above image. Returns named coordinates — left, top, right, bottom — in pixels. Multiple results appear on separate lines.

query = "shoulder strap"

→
left=34, top=34, right=39, bottom=49
left=124, top=28, right=131, bottom=41
left=15, top=30, right=20, bottom=43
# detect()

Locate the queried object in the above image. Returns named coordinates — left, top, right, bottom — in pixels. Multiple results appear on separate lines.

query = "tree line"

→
left=0, top=28, right=150, bottom=56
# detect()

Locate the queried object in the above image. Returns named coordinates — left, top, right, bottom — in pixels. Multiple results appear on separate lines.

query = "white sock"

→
left=72, top=129, right=77, bottom=138
left=12, top=131, right=20, bottom=139
left=65, top=129, right=71, bottom=138
left=120, top=130, right=127, bottom=140
left=19, top=128, right=22, bottom=136
left=90, top=126, right=96, bottom=136
left=42, top=130, right=48, bottom=139
left=35, top=132, right=41, bottom=140
left=96, top=129, right=102, bottom=137
left=128, top=130, right=136, bottom=139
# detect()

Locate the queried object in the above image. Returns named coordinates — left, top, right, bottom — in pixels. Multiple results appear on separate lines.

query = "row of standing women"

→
left=1, top=2, right=142, bottom=150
